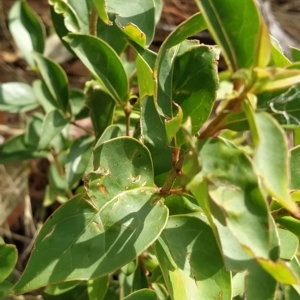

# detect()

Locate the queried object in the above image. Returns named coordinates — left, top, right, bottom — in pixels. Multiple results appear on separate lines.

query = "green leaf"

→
left=155, top=12, right=207, bottom=117
left=140, top=97, right=172, bottom=175
left=88, top=276, right=108, bottom=300
left=38, top=109, right=71, bottom=150
left=85, top=84, right=115, bottom=141
left=66, top=34, right=129, bottom=105
left=97, top=16, right=127, bottom=54
left=0, top=82, right=39, bottom=112
left=232, top=271, right=246, bottom=297
left=259, top=86, right=300, bottom=127
left=155, top=215, right=231, bottom=300
left=200, top=138, right=272, bottom=259
left=0, top=243, right=17, bottom=282
left=49, top=0, right=80, bottom=32
left=25, top=113, right=43, bottom=147
left=14, top=188, right=168, bottom=293
left=33, top=53, right=69, bottom=113
left=33, top=79, right=57, bottom=113
left=257, top=258, right=299, bottom=284
left=8, top=0, right=45, bottom=66
left=290, top=145, right=300, bottom=189
left=136, top=54, right=155, bottom=101
left=245, top=265, right=277, bottom=300
left=0, top=280, right=13, bottom=299
left=252, top=112, right=297, bottom=213
left=270, top=37, right=291, bottom=67
left=66, top=136, right=94, bottom=189
left=172, top=45, right=219, bottom=134
left=45, top=281, right=80, bottom=295
left=154, top=0, right=163, bottom=24
left=0, top=134, right=46, bottom=163
left=195, top=0, right=271, bottom=71
left=124, top=289, right=157, bottom=300
left=290, top=47, right=300, bottom=62
left=278, top=228, right=299, bottom=260
left=69, top=89, right=87, bottom=119
left=93, top=0, right=155, bottom=47
left=164, top=103, right=183, bottom=143
left=86, top=137, right=154, bottom=207
left=43, top=283, right=89, bottom=300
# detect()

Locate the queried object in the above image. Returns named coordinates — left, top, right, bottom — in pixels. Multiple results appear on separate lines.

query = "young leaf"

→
left=93, top=0, right=155, bottom=47
left=195, top=0, right=271, bottom=71
left=8, top=0, right=45, bottom=66
left=0, top=243, right=17, bottom=282
left=33, top=53, right=69, bottom=113
left=0, top=82, right=39, bottom=112
left=155, top=215, right=231, bottom=300
left=140, top=97, right=172, bottom=175
left=66, top=136, right=94, bottom=190
left=66, top=34, right=129, bottom=105
left=14, top=189, right=168, bottom=294
left=38, top=110, right=71, bottom=150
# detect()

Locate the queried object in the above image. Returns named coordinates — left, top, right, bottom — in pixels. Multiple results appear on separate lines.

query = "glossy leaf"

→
left=140, top=97, right=172, bottom=175
left=0, top=243, right=17, bottom=282
left=155, top=12, right=207, bottom=118
left=86, top=137, right=154, bottom=207
left=38, top=109, right=71, bottom=150
left=252, top=112, right=297, bottom=213
left=195, top=0, right=271, bottom=71
left=8, top=0, right=45, bottom=66
left=155, top=215, right=231, bottom=300
left=123, top=289, right=157, bottom=300
left=33, top=53, right=69, bottom=113
left=93, top=0, right=155, bottom=47
left=85, top=84, right=115, bottom=141
left=164, top=103, right=183, bottom=143
left=66, top=136, right=94, bottom=189
left=66, top=34, right=129, bottom=105
left=14, top=188, right=168, bottom=293
left=172, top=45, right=219, bottom=134
left=0, top=82, right=39, bottom=112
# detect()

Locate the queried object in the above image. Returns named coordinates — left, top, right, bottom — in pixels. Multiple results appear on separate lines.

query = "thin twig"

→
left=89, top=8, right=98, bottom=36
left=159, top=154, right=185, bottom=197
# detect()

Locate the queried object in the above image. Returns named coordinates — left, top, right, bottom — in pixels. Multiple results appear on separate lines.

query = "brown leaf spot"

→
left=98, top=184, right=108, bottom=194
